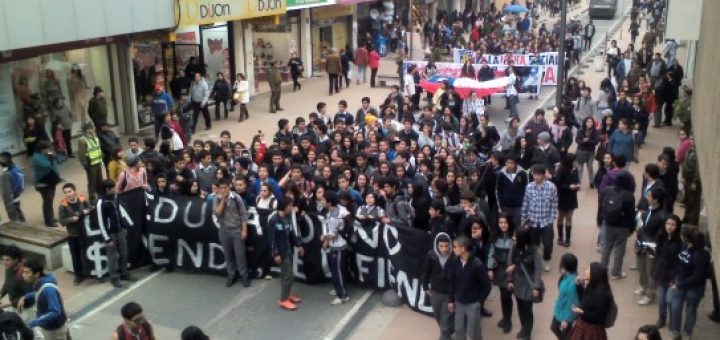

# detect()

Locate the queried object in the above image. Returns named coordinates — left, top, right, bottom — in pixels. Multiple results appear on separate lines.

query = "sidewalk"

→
left=347, top=7, right=720, bottom=340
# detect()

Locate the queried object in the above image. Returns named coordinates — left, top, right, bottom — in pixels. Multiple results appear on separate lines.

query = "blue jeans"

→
left=669, top=287, right=705, bottom=335
left=657, top=283, right=670, bottom=321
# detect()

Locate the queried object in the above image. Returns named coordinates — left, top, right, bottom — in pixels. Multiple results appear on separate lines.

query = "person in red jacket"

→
left=354, top=45, right=369, bottom=85
left=369, top=47, right=380, bottom=88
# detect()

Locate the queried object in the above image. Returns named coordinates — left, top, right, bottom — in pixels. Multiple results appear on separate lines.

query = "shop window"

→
left=132, top=42, right=165, bottom=127
left=0, top=46, right=115, bottom=154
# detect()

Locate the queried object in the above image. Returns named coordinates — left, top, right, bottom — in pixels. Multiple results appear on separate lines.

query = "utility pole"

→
left=556, top=0, right=567, bottom=107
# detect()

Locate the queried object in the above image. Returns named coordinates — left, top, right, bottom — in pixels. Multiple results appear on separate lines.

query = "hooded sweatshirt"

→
left=422, top=233, right=453, bottom=294
left=323, top=205, right=350, bottom=250
left=24, top=273, right=67, bottom=330
left=496, top=166, right=528, bottom=208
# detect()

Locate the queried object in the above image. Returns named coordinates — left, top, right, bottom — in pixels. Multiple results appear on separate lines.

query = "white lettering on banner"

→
left=183, top=200, right=208, bottom=228
left=148, top=234, right=170, bottom=265
left=355, top=254, right=373, bottom=283
left=383, top=224, right=402, bottom=256
left=119, top=205, right=134, bottom=228
left=416, top=290, right=433, bottom=313
left=395, top=271, right=418, bottom=308
left=245, top=207, right=264, bottom=236
left=154, top=198, right=178, bottom=223
left=208, top=243, right=226, bottom=270
left=85, top=242, right=108, bottom=278
left=320, top=248, right=331, bottom=278
left=293, top=251, right=307, bottom=280
left=177, top=240, right=203, bottom=268
left=354, top=221, right=380, bottom=248
left=377, top=256, right=385, bottom=288
left=292, top=212, right=316, bottom=244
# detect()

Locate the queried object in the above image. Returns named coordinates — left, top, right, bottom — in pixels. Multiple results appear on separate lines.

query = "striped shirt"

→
left=521, top=180, right=558, bottom=228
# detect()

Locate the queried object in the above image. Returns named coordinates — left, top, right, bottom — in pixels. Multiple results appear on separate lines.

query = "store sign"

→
left=312, top=4, right=354, bottom=20
left=177, top=0, right=287, bottom=27
left=287, top=0, right=330, bottom=10
left=335, top=0, right=374, bottom=4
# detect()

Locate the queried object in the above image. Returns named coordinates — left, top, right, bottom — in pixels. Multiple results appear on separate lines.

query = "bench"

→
left=377, top=74, right=399, bottom=88
left=0, top=222, right=68, bottom=270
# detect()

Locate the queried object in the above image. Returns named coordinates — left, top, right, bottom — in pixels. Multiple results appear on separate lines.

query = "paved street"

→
left=4, top=1, right=719, bottom=340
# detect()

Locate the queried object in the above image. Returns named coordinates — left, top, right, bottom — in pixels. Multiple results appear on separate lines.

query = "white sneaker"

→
left=629, top=265, right=638, bottom=271
left=342, top=296, right=350, bottom=302
left=634, top=288, right=645, bottom=295
left=264, top=275, right=273, bottom=280
left=330, top=297, right=345, bottom=305
left=329, top=289, right=336, bottom=296
left=610, top=272, right=627, bottom=280
left=543, top=262, right=551, bottom=272
left=638, top=296, right=654, bottom=305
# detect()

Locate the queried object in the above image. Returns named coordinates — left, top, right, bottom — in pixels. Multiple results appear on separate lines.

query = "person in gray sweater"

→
left=189, top=73, right=211, bottom=132
left=213, top=178, right=249, bottom=288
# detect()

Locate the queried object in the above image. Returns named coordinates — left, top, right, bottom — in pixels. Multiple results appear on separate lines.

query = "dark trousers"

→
left=280, top=254, right=294, bottom=300
left=327, top=249, right=348, bottom=299
left=269, top=87, right=282, bottom=112
left=67, top=236, right=84, bottom=277
left=107, top=230, right=129, bottom=280
left=238, top=103, right=249, bottom=121
left=529, top=225, right=554, bottom=261
left=583, top=36, right=593, bottom=50
left=550, top=317, right=570, bottom=340
left=62, top=129, right=73, bottom=156
left=291, top=73, right=301, bottom=91
left=664, top=97, right=676, bottom=126
left=340, top=70, right=350, bottom=88
left=191, top=101, right=211, bottom=131
left=37, top=184, right=56, bottom=227
left=328, top=74, right=340, bottom=94
left=516, top=297, right=534, bottom=337
left=499, top=286, right=514, bottom=323
left=370, top=68, right=379, bottom=87
left=215, top=99, right=229, bottom=119
left=85, top=164, right=103, bottom=200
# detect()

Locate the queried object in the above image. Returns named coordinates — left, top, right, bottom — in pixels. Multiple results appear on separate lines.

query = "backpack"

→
left=8, top=166, right=24, bottom=197
left=602, top=188, right=624, bottom=225
left=604, top=299, right=619, bottom=328
left=391, top=200, right=415, bottom=227
left=0, top=311, right=28, bottom=340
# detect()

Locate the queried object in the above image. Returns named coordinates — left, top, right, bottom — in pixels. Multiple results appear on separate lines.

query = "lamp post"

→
left=555, top=0, right=567, bottom=107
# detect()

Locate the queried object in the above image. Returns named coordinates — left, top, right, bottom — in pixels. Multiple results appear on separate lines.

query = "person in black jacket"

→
left=0, top=309, right=34, bottom=340
left=496, top=155, right=528, bottom=228
left=210, top=72, right=231, bottom=120
left=440, top=86, right=463, bottom=120
left=636, top=187, right=669, bottom=306
left=657, top=151, right=679, bottom=213
left=422, top=233, right=454, bottom=340
left=575, top=117, right=600, bottom=188
left=653, top=214, right=682, bottom=329
left=568, top=262, right=614, bottom=340
left=97, top=179, right=134, bottom=288
left=600, top=170, right=636, bottom=279
left=448, top=236, right=491, bottom=340
left=553, top=154, right=580, bottom=247
left=429, top=199, right=456, bottom=238
left=668, top=226, right=711, bottom=339
left=271, top=198, right=305, bottom=311
left=477, top=59, right=495, bottom=104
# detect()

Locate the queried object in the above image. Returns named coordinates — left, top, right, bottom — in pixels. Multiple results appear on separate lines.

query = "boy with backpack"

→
left=600, top=171, right=637, bottom=280
left=0, top=152, right=26, bottom=223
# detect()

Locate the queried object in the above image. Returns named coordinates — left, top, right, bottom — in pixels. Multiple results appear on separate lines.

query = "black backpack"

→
left=602, top=188, right=624, bottom=225
left=0, top=311, right=32, bottom=340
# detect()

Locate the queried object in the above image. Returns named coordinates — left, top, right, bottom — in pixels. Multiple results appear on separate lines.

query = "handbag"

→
left=519, top=262, right=545, bottom=303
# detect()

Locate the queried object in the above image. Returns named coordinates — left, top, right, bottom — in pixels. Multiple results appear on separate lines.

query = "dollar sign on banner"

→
left=86, top=242, right=108, bottom=279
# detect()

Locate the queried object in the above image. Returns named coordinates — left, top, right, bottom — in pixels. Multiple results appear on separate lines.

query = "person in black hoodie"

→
left=568, top=262, right=614, bottom=340
left=653, top=214, right=682, bottom=329
left=429, top=199, right=455, bottom=238
left=495, top=155, right=528, bottom=228
left=600, top=170, right=636, bottom=279
left=448, top=236, right=491, bottom=340
left=657, top=151, right=679, bottom=213
left=422, top=233, right=454, bottom=340
left=469, top=215, right=493, bottom=318
left=97, top=179, right=133, bottom=288
left=668, top=226, right=711, bottom=339
left=211, top=72, right=231, bottom=120
left=636, top=187, right=668, bottom=306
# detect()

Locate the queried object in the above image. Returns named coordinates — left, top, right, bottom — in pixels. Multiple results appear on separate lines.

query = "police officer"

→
left=268, top=59, right=284, bottom=113
left=77, top=122, right=104, bottom=200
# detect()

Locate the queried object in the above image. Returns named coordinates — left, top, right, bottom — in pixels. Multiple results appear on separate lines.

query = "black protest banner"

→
left=144, top=196, right=326, bottom=283
left=79, top=188, right=150, bottom=278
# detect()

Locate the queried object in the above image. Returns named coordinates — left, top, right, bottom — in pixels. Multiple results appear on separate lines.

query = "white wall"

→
left=666, top=0, right=702, bottom=41
left=0, top=0, right=176, bottom=51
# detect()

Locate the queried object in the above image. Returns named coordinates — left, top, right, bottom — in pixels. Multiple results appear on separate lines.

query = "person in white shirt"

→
left=403, top=65, right=417, bottom=109
left=506, top=66, right=519, bottom=121
left=233, top=73, right=250, bottom=122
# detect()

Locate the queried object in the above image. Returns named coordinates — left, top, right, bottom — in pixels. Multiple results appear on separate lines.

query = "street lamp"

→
left=556, top=0, right=567, bottom=108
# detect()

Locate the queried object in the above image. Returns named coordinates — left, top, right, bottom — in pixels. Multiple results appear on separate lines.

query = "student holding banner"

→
left=271, top=198, right=305, bottom=311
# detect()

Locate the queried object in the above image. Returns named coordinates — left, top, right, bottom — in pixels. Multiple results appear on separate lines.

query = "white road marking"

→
left=323, top=290, right=373, bottom=340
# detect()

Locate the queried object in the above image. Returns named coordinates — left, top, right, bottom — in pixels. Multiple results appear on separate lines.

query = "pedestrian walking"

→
left=0, top=152, right=26, bottom=222
left=354, top=44, right=368, bottom=85
left=288, top=52, right=304, bottom=91
left=508, top=227, right=543, bottom=340
left=521, top=164, right=558, bottom=272
left=321, top=191, right=351, bottom=305
left=189, top=73, right=211, bottom=131
left=88, top=86, right=108, bottom=129
left=151, top=85, right=174, bottom=139
left=600, top=170, right=636, bottom=280
left=653, top=214, right=682, bottom=329
left=448, top=236, right=492, bottom=340
left=17, top=258, right=70, bottom=340
left=422, top=232, right=455, bottom=340
left=111, top=302, right=156, bottom=340
left=212, top=178, right=250, bottom=288
left=487, top=212, right=516, bottom=334
left=233, top=73, right=250, bottom=122
left=211, top=72, right=231, bottom=120
left=369, top=47, right=380, bottom=87
left=551, top=253, right=580, bottom=340
left=271, top=197, right=305, bottom=310
left=326, top=48, right=342, bottom=95
left=568, top=262, right=616, bottom=340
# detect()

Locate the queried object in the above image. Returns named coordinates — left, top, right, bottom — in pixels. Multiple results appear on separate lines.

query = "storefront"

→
left=311, top=4, right=354, bottom=73
left=247, top=12, right=301, bottom=91
left=0, top=39, right=124, bottom=154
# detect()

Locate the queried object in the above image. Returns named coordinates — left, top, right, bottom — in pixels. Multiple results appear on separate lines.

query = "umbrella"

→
left=504, top=4, right=529, bottom=13
left=419, top=76, right=508, bottom=99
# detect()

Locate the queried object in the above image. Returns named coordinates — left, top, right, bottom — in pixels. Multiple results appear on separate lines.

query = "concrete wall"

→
left=691, top=0, right=720, bottom=275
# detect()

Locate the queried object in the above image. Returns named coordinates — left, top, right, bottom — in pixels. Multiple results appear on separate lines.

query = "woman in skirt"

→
left=569, top=262, right=615, bottom=340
